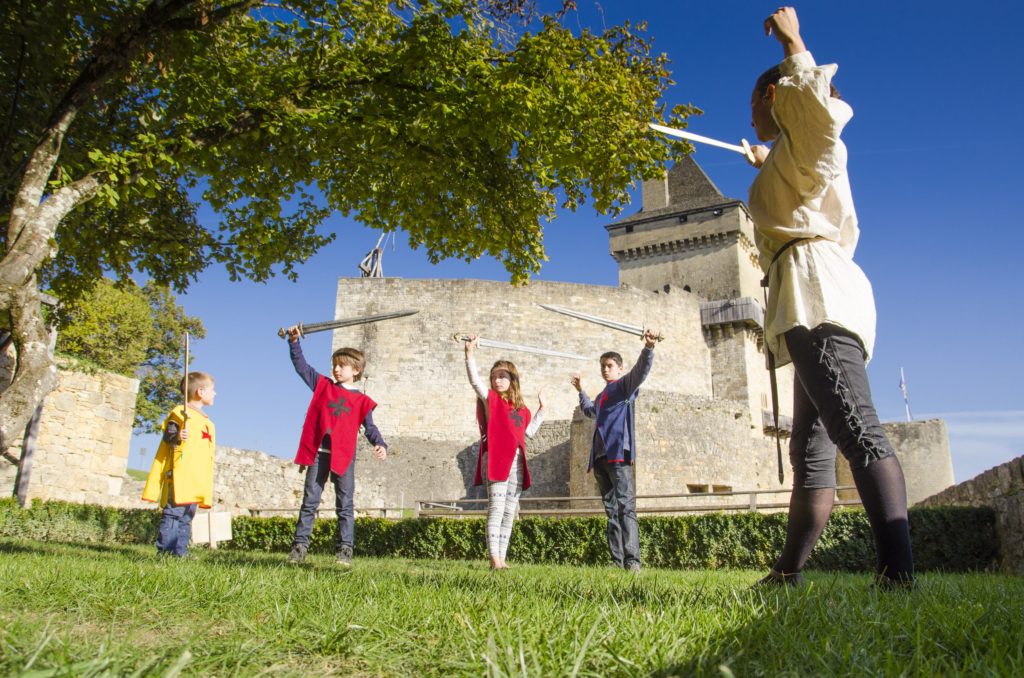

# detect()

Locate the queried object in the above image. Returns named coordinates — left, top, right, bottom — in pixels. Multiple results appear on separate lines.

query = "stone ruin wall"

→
left=1, top=360, right=139, bottom=504
left=569, top=390, right=784, bottom=512
left=117, top=420, right=572, bottom=518
left=917, top=454, right=1023, bottom=574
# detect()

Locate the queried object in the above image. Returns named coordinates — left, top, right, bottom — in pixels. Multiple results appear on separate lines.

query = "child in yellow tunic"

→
left=142, top=371, right=217, bottom=557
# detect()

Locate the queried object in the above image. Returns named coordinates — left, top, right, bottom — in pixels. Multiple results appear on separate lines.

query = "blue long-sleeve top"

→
left=578, top=346, right=653, bottom=468
left=290, top=339, right=387, bottom=450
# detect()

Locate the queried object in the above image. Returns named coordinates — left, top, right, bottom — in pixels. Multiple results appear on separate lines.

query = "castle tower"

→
left=607, top=157, right=794, bottom=432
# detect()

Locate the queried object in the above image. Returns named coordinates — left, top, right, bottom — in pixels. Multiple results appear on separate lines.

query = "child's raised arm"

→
left=525, top=389, right=545, bottom=438
left=619, top=329, right=659, bottom=395
left=463, top=334, right=488, bottom=401
left=287, top=326, right=321, bottom=391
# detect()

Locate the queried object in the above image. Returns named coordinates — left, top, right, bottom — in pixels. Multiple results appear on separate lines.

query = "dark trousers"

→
left=593, top=456, right=640, bottom=567
left=156, top=500, right=197, bottom=557
left=786, top=325, right=895, bottom=487
left=293, top=451, right=356, bottom=550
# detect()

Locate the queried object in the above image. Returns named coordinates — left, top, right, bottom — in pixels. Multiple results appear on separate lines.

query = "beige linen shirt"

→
left=749, top=51, right=876, bottom=367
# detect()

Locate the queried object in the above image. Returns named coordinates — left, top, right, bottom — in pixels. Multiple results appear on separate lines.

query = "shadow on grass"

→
left=0, top=539, right=148, bottom=559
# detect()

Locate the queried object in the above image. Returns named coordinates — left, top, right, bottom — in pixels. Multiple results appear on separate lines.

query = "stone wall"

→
left=119, top=421, right=573, bottom=517
left=836, top=420, right=955, bottom=506
left=569, top=390, right=784, bottom=510
left=1, top=362, right=139, bottom=504
left=328, top=278, right=712, bottom=443
left=917, top=455, right=1023, bottom=574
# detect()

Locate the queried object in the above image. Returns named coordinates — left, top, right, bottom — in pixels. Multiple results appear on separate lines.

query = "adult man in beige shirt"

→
left=748, top=7, right=915, bottom=590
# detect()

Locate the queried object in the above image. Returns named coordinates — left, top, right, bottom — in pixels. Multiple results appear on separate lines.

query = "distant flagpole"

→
left=899, top=367, right=913, bottom=422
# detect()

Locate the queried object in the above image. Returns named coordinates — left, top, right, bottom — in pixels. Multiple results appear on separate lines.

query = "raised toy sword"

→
left=278, top=309, right=419, bottom=339
left=649, top=123, right=756, bottom=164
left=538, top=304, right=664, bottom=342
left=453, top=334, right=591, bottom=362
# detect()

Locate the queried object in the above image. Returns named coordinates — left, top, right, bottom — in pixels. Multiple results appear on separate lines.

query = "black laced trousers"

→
left=772, top=324, right=915, bottom=582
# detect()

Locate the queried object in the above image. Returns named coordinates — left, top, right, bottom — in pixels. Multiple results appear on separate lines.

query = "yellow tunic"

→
left=142, top=405, right=216, bottom=508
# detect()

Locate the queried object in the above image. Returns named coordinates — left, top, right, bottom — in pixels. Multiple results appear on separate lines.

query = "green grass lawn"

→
left=1, top=539, right=1021, bottom=677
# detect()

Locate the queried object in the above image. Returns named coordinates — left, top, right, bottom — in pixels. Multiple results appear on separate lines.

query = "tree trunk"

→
left=14, top=403, right=43, bottom=506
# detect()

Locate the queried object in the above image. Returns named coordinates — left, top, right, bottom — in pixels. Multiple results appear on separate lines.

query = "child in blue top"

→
left=571, top=328, right=659, bottom=571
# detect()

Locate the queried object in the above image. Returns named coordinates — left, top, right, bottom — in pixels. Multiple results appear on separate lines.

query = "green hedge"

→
left=0, top=497, right=160, bottom=544
left=228, top=505, right=997, bottom=572
left=0, top=498, right=997, bottom=572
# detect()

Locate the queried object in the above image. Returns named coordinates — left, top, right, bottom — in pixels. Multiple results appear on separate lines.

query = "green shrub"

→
left=0, top=499, right=998, bottom=572
left=0, top=498, right=159, bottom=544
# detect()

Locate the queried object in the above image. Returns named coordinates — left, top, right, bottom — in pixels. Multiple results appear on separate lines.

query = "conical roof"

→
left=615, top=156, right=739, bottom=225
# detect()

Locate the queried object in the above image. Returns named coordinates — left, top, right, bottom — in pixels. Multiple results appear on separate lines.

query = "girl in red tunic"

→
left=463, top=336, right=545, bottom=569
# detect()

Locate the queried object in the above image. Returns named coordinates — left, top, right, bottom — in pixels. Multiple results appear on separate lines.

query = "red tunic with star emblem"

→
left=474, top=390, right=532, bottom=489
left=142, top=406, right=216, bottom=508
left=295, top=376, right=377, bottom=476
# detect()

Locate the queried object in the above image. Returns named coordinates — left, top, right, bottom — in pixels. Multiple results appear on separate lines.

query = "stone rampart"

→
left=917, top=455, right=1023, bottom=574
left=569, top=390, right=784, bottom=510
left=328, top=278, right=712, bottom=442
left=119, top=421, right=572, bottom=516
left=1, top=361, right=138, bottom=504
left=836, top=419, right=955, bottom=506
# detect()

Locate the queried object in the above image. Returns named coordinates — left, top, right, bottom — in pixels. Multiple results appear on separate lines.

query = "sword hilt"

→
left=741, top=139, right=755, bottom=165
left=277, top=323, right=305, bottom=340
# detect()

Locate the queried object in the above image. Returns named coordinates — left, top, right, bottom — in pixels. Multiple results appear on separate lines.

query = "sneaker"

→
left=336, top=544, right=353, bottom=568
left=287, top=544, right=307, bottom=565
left=625, top=562, right=642, bottom=573
left=752, top=569, right=803, bottom=589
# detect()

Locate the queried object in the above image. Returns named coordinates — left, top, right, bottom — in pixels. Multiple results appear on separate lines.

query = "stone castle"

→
left=3, top=158, right=955, bottom=514
left=318, top=157, right=954, bottom=510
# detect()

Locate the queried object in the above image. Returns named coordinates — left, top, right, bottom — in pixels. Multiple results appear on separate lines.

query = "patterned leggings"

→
left=486, top=449, right=524, bottom=560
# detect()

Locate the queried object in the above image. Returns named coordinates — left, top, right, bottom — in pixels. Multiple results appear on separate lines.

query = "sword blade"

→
left=649, top=123, right=747, bottom=155
left=454, top=334, right=591, bottom=361
left=278, top=310, right=419, bottom=339
left=538, top=304, right=644, bottom=337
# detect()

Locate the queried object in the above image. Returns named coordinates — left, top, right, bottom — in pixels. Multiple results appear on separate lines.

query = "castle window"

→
left=677, top=215, right=688, bottom=224
left=683, top=285, right=691, bottom=293
left=712, top=485, right=732, bottom=494
left=713, top=208, right=723, bottom=216
left=625, top=225, right=634, bottom=233
left=686, top=484, right=709, bottom=494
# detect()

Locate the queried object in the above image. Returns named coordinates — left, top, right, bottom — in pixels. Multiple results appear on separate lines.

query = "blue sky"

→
left=128, top=1, right=1023, bottom=485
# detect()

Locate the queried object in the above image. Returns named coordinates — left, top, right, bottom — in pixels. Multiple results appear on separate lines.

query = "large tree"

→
left=0, top=0, right=692, bottom=449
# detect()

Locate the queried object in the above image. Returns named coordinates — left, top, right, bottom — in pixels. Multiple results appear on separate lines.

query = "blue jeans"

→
left=293, top=451, right=355, bottom=550
left=593, top=456, right=640, bottom=568
left=156, top=499, right=197, bottom=557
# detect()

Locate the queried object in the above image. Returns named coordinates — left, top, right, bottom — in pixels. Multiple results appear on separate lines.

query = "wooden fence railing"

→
left=248, top=486, right=861, bottom=518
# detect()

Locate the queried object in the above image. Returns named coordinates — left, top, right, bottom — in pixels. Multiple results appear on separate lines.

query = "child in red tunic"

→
left=285, top=326, right=387, bottom=567
left=463, top=335, right=544, bottom=569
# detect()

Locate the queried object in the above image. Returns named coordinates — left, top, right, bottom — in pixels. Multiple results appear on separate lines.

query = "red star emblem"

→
left=202, top=425, right=213, bottom=443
